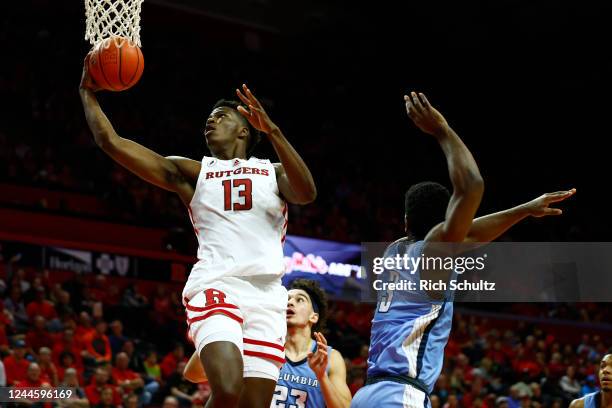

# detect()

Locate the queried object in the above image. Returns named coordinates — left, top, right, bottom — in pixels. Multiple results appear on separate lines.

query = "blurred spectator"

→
left=160, top=343, right=187, bottom=380
left=350, top=344, right=369, bottom=370
left=76, top=312, right=96, bottom=344
left=112, top=351, right=159, bottom=406
left=4, top=285, right=29, bottom=332
left=108, top=320, right=128, bottom=356
left=37, top=346, right=58, bottom=386
left=122, top=284, right=148, bottom=309
left=26, top=315, right=53, bottom=352
left=57, top=350, right=82, bottom=384
left=496, top=396, right=509, bottom=408
left=122, top=340, right=145, bottom=373
left=559, top=365, right=581, bottom=400
left=580, top=374, right=598, bottom=396
left=55, top=290, right=75, bottom=321
left=59, top=367, right=89, bottom=408
left=162, top=395, right=179, bottom=408
left=123, top=393, right=139, bottom=408
left=95, top=387, right=119, bottom=408
left=26, top=286, right=57, bottom=321
left=166, top=361, right=198, bottom=407
left=547, top=352, right=565, bottom=381
left=53, top=328, right=85, bottom=369
left=84, top=367, right=122, bottom=407
left=83, top=320, right=112, bottom=364
left=143, top=350, right=162, bottom=384
left=3, top=338, right=30, bottom=385
left=14, top=362, right=51, bottom=388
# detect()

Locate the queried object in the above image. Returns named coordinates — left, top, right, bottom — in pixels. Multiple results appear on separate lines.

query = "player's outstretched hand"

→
left=236, top=84, right=278, bottom=134
left=523, top=188, right=576, bottom=217
left=307, top=332, right=329, bottom=380
left=80, top=53, right=102, bottom=92
left=404, top=92, right=449, bottom=137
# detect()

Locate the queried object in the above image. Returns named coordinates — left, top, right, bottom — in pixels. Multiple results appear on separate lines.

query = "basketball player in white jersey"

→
left=80, top=58, right=316, bottom=408
left=184, top=279, right=353, bottom=408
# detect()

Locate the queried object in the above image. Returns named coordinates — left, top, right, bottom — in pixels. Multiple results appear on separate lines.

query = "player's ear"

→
left=238, top=125, right=249, bottom=141
left=309, top=312, right=319, bottom=326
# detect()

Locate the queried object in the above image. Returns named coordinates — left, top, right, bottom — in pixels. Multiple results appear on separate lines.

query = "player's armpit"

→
left=103, top=137, right=194, bottom=199
left=167, top=156, right=201, bottom=187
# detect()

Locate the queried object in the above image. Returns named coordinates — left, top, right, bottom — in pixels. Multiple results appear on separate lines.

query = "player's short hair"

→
left=290, top=279, right=328, bottom=334
left=405, top=181, right=451, bottom=240
left=212, top=99, right=262, bottom=156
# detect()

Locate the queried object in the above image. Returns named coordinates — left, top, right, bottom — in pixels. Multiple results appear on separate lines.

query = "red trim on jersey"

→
left=185, top=302, right=239, bottom=313
left=187, top=309, right=243, bottom=325
left=243, top=338, right=284, bottom=352
left=243, top=350, right=286, bottom=364
left=280, top=202, right=288, bottom=243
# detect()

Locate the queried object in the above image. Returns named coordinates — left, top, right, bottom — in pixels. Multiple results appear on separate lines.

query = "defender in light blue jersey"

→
left=352, top=92, right=576, bottom=408
left=570, top=354, right=612, bottom=408
left=273, top=279, right=352, bottom=408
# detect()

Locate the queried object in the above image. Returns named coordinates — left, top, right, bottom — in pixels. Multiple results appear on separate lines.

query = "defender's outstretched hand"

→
left=523, top=188, right=576, bottom=217
left=236, top=84, right=277, bottom=134
left=80, top=54, right=102, bottom=92
left=404, top=92, right=449, bottom=137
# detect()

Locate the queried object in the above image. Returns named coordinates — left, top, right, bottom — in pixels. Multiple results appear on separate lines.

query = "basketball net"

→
left=84, top=0, right=143, bottom=47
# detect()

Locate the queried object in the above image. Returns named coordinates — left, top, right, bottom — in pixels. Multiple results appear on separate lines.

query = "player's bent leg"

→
left=240, top=377, right=277, bottom=408
left=202, top=341, right=244, bottom=408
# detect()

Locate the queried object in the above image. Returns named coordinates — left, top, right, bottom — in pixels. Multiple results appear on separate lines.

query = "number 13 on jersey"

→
left=222, top=178, right=252, bottom=211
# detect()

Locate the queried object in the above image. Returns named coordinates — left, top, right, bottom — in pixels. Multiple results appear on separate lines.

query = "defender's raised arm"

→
left=404, top=92, right=484, bottom=243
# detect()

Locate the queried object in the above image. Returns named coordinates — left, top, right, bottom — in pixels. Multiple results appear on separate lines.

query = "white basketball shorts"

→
left=183, top=274, right=287, bottom=381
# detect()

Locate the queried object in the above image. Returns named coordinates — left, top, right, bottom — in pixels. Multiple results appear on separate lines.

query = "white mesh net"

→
left=84, top=0, right=144, bottom=47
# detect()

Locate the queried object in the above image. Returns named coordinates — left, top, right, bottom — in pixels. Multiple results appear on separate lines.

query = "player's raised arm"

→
left=236, top=84, right=317, bottom=204
left=307, top=332, right=352, bottom=408
left=79, top=55, right=196, bottom=203
left=404, top=92, right=484, bottom=243
left=464, top=188, right=576, bottom=243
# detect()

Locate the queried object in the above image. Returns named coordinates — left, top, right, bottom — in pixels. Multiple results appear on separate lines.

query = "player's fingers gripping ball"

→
left=87, top=36, right=144, bottom=91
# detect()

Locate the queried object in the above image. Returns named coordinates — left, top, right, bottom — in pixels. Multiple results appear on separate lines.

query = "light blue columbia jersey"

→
left=584, top=391, right=601, bottom=408
left=353, top=238, right=455, bottom=408
left=272, top=340, right=332, bottom=408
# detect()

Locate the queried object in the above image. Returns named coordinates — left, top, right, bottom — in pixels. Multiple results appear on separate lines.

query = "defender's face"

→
left=600, top=354, right=612, bottom=391
left=204, top=107, right=245, bottom=148
left=286, top=289, right=317, bottom=328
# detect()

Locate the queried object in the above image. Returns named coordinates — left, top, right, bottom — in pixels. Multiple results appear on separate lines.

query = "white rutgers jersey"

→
left=185, top=156, right=288, bottom=294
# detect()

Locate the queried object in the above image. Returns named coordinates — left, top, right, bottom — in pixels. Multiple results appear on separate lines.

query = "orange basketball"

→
left=88, top=36, right=144, bottom=91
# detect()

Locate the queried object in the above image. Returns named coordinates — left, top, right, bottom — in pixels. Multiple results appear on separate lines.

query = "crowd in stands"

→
left=0, top=264, right=610, bottom=407
left=1, top=2, right=609, bottom=408
left=0, top=2, right=592, bottom=250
